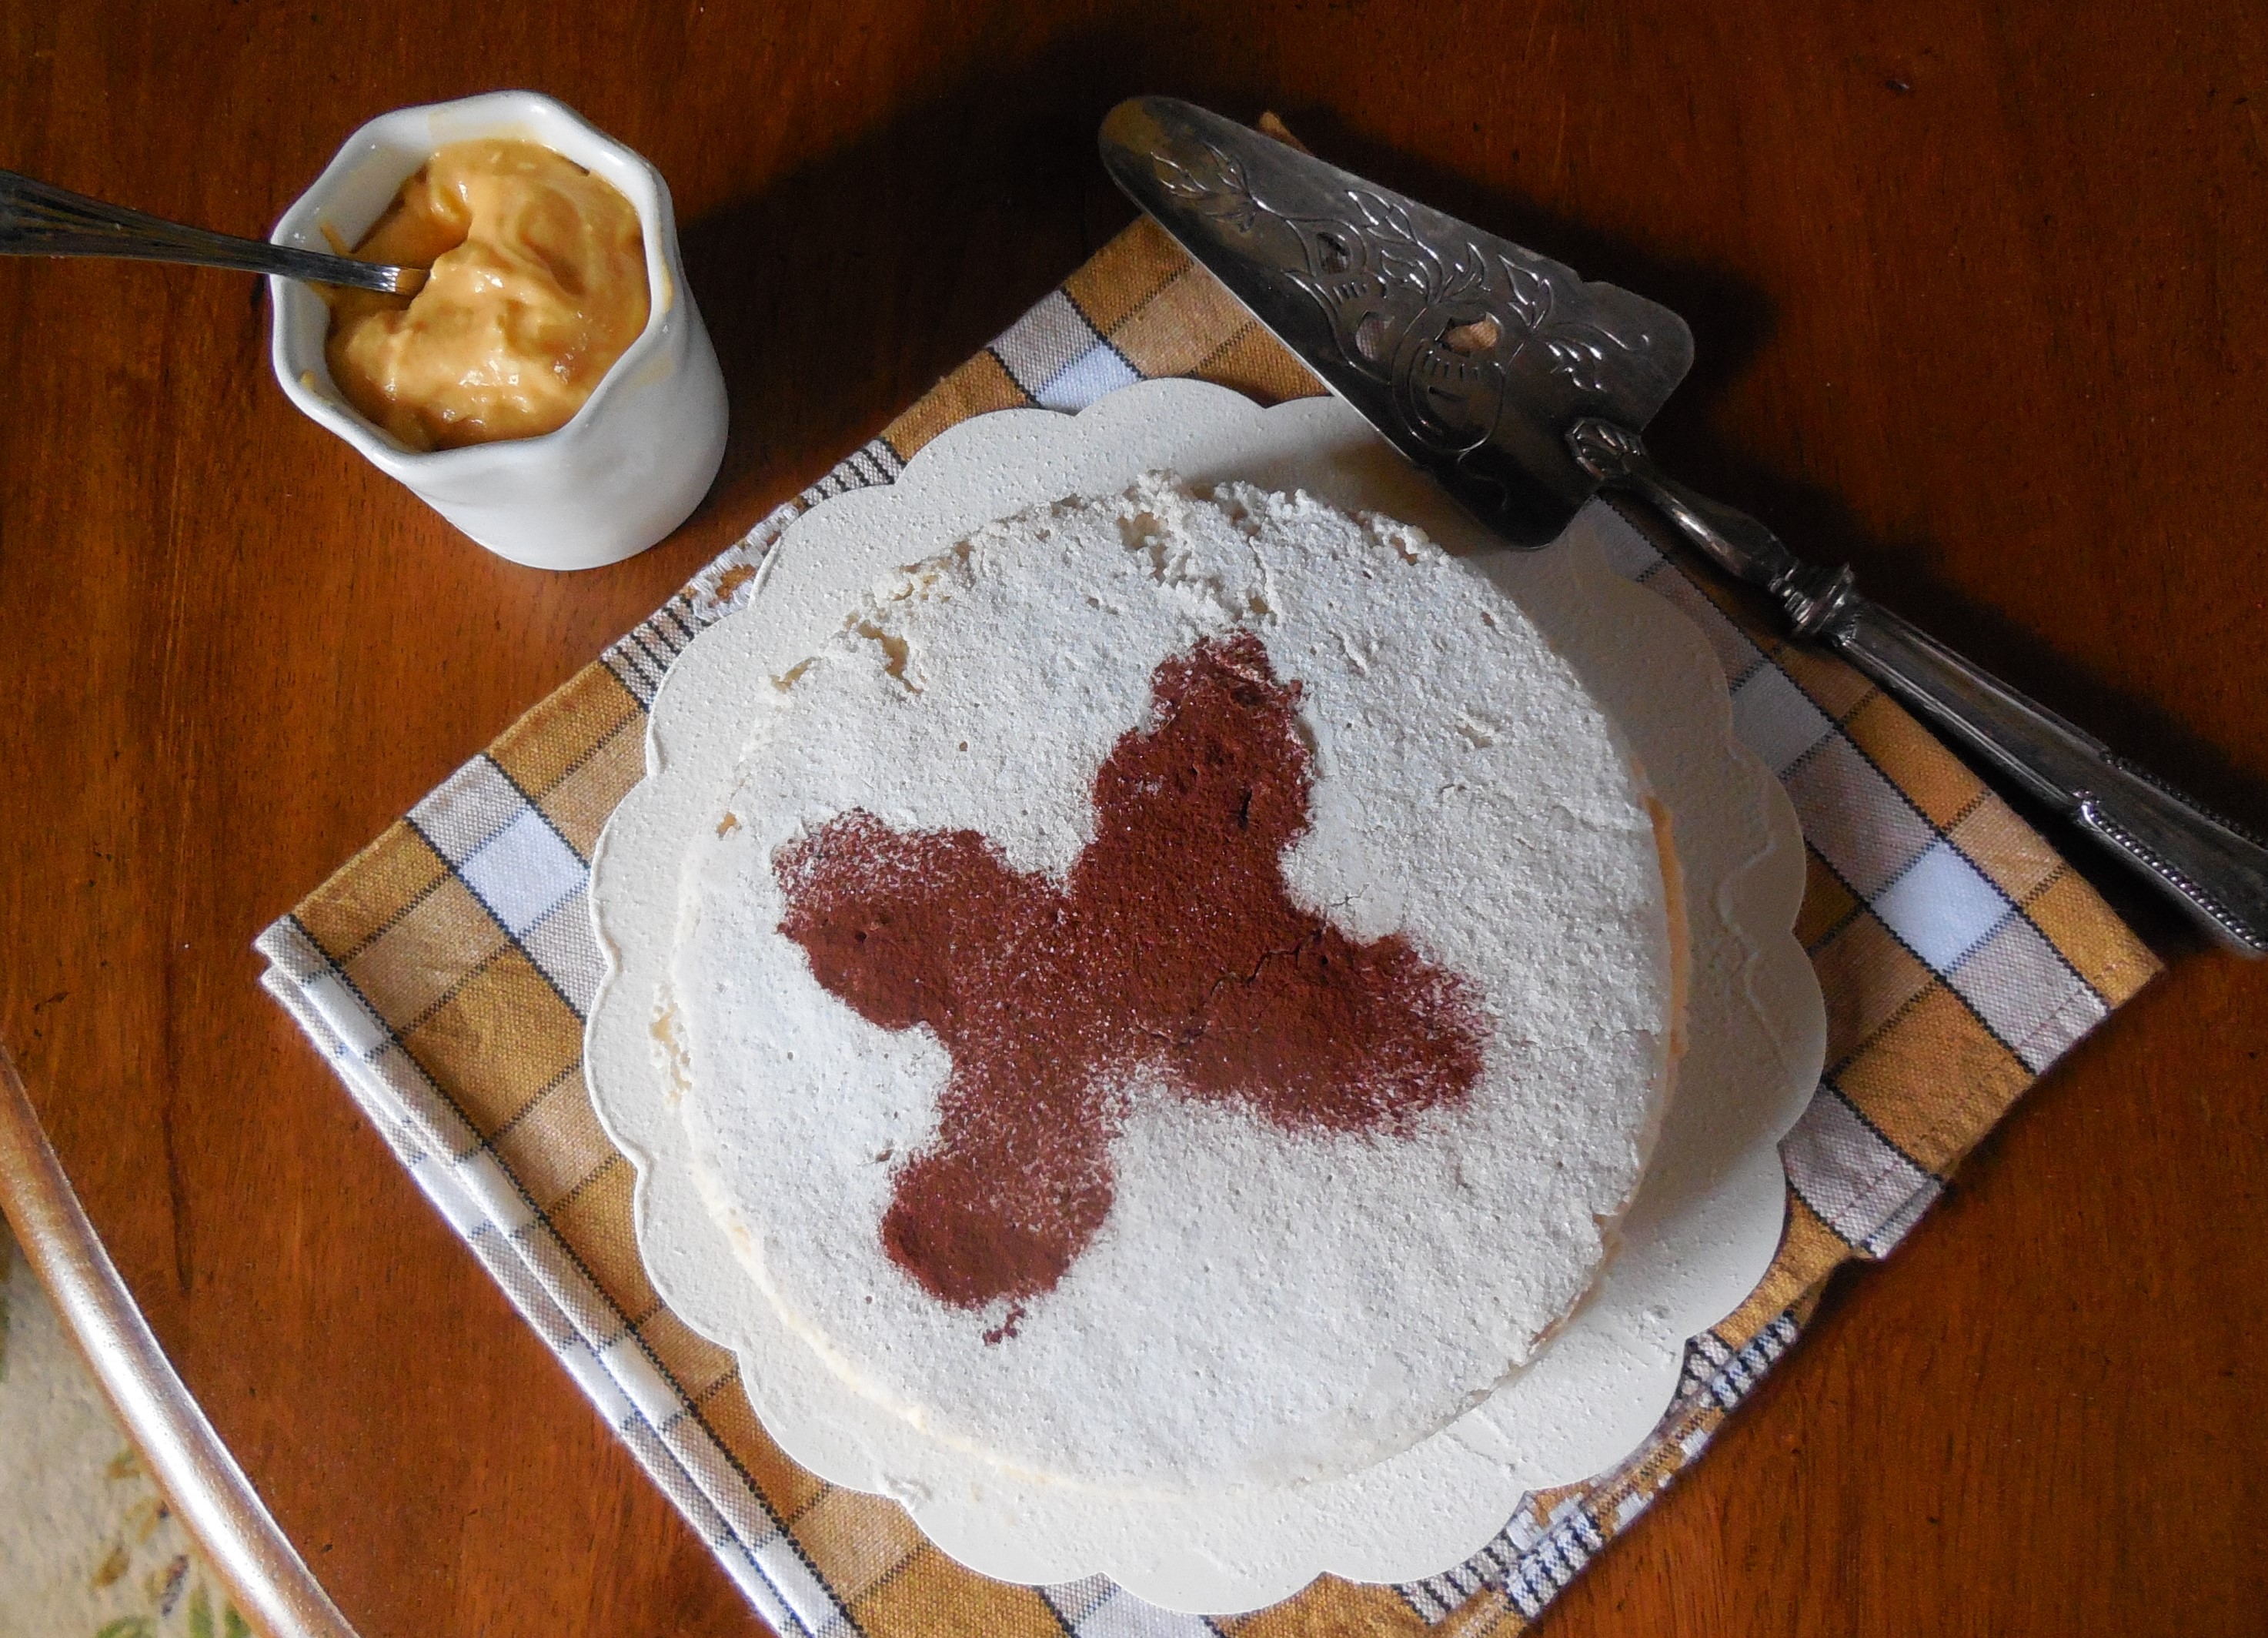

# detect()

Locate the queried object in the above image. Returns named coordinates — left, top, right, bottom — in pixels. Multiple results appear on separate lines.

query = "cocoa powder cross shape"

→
left=774, top=632, right=1488, bottom=1315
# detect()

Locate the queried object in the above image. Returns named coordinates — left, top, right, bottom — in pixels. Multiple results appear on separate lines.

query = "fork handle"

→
left=0, top=166, right=412, bottom=293
left=1568, top=416, right=2268, bottom=955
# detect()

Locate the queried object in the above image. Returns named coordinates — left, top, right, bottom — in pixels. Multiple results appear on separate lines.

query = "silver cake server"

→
left=1100, top=96, right=2268, bottom=956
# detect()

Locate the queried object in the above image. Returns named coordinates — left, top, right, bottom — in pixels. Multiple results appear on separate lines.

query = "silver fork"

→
left=0, top=166, right=427, bottom=294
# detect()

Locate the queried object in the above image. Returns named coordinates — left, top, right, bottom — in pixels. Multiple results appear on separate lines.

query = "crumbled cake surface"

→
left=666, top=474, right=1675, bottom=1491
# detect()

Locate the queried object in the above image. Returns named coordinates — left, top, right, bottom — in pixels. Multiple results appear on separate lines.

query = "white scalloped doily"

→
left=586, top=381, right=1822, bottom=1612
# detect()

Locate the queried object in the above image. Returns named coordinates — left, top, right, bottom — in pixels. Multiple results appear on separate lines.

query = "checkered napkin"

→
left=256, top=215, right=2159, bottom=1637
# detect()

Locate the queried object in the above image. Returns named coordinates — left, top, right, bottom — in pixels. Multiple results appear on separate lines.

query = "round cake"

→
left=663, top=473, right=1678, bottom=1493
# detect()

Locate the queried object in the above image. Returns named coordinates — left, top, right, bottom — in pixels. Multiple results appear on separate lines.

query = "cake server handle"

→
left=1568, top=416, right=2268, bottom=955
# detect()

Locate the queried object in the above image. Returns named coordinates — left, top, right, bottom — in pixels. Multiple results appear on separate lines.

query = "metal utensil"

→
left=1101, top=97, right=2268, bottom=955
left=0, top=166, right=426, bottom=294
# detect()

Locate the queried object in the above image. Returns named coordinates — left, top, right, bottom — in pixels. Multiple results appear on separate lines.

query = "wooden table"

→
left=3, top=2, right=2263, bottom=1632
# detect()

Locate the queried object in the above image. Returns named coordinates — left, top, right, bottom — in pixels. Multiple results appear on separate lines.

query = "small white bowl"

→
left=269, top=92, right=728, bottom=570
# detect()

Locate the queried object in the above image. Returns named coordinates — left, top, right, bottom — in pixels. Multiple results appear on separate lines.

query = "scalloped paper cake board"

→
left=585, top=381, right=1823, bottom=1612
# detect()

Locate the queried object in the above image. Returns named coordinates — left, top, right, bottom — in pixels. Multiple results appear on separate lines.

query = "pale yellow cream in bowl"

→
left=323, top=139, right=650, bottom=451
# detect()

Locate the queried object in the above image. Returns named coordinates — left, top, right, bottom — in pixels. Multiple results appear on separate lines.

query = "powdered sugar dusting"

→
left=669, top=474, right=1673, bottom=1491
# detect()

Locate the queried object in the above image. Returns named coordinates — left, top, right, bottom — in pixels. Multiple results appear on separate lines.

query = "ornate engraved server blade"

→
left=1103, top=97, right=2268, bottom=951
left=1098, top=96, right=1692, bottom=547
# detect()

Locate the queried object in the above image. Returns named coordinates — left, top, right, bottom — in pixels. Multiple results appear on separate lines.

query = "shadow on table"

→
left=673, top=22, right=1150, bottom=534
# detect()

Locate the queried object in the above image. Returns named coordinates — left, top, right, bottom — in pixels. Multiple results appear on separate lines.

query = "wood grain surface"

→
left=2, top=2, right=2263, bottom=1632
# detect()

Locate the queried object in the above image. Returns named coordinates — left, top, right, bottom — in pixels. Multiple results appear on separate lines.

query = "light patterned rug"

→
left=0, top=1226, right=250, bottom=1636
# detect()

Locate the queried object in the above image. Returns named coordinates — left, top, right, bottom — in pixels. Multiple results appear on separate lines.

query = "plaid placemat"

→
left=256, top=213, right=2158, bottom=1636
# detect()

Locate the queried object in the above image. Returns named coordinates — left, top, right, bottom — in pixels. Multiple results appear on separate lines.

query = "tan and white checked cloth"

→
left=257, top=215, right=2159, bottom=1637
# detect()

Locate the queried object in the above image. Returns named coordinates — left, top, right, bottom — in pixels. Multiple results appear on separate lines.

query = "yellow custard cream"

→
left=324, top=139, right=650, bottom=450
